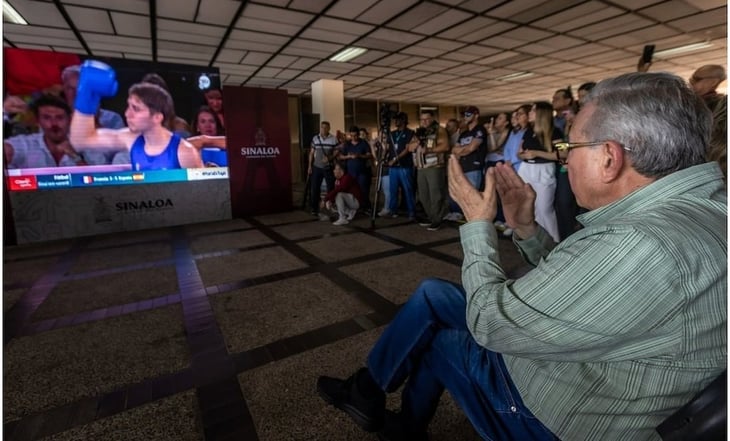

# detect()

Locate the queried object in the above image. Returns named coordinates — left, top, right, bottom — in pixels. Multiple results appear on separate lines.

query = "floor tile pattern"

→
left=4, top=210, right=527, bottom=440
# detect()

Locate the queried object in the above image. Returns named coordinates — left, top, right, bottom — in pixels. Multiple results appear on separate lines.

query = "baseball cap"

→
left=463, top=106, right=479, bottom=116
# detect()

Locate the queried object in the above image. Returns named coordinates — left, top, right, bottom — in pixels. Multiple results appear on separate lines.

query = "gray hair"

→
left=61, top=64, right=81, bottom=83
left=581, top=72, right=711, bottom=179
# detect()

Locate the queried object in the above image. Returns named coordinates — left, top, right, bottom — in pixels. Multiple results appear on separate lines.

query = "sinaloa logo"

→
left=240, top=146, right=280, bottom=158
left=115, top=198, right=174, bottom=211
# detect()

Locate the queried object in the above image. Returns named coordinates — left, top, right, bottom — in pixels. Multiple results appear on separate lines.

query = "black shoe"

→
left=426, top=222, right=442, bottom=231
left=377, top=410, right=429, bottom=441
left=317, top=368, right=385, bottom=432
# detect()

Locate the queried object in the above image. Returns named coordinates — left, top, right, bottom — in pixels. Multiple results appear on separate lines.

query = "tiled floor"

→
left=3, top=209, right=526, bottom=441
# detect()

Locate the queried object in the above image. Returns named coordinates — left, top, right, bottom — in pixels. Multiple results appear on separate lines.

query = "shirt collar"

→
left=578, top=163, right=725, bottom=226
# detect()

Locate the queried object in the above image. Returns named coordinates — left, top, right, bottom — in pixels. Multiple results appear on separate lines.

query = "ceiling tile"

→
left=62, top=0, right=150, bottom=14
left=11, top=0, right=67, bottom=27
left=368, top=27, right=423, bottom=44
left=3, top=23, right=76, bottom=40
left=441, top=52, right=483, bottom=62
left=266, top=54, right=298, bottom=68
left=215, top=49, right=246, bottom=64
left=411, top=8, right=473, bottom=35
left=196, top=0, right=243, bottom=25
left=157, top=30, right=220, bottom=46
left=309, top=16, right=374, bottom=35
left=604, top=0, right=663, bottom=9
left=437, top=16, right=497, bottom=40
left=289, top=0, right=332, bottom=13
left=327, top=0, right=380, bottom=20
left=288, top=57, right=321, bottom=70
left=299, top=28, right=359, bottom=45
left=388, top=2, right=448, bottom=31
left=157, top=0, right=197, bottom=20
left=233, top=17, right=302, bottom=36
left=109, top=12, right=149, bottom=38
left=225, top=39, right=284, bottom=53
left=531, top=1, right=624, bottom=32
left=569, top=14, right=654, bottom=40
left=639, top=1, right=701, bottom=21
left=240, top=52, right=274, bottom=65
left=357, top=0, right=418, bottom=24
left=401, top=46, right=447, bottom=58
left=683, top=0, right=726, bottom=9
left=241, top=3, right=314, bottom=25
left=508, top=0, right=583, bottom=24
left=487, top=0, right=550, bottom=20
left=351, top=65, right=398, bottom=77
left=65, top=5, right=114, bottom=33
left=666, top=6, right=727, bottom=31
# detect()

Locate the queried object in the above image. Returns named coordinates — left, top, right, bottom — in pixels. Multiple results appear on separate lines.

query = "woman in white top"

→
left=517, top=102, right=563, bottom=242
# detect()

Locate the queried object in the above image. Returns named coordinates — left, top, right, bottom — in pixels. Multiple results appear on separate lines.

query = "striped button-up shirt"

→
left=460, top=162, right=727, bottom=441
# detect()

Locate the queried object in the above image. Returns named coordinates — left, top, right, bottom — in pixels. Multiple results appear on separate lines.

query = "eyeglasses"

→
left=554, top=140, right=607, bottom=152
left=553, top=140, right=631, bottom=164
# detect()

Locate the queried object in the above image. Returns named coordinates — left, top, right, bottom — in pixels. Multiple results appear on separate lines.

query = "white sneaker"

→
left=494, top=221, right=506, bottom=232
left=346, top=209, right=357, bottom=221
left=502, top=228, right=513, bottom=237
left=452, top=213, right=464, bottom=221
left=333, top=218, right=349, bottom=226
left=378, top=209, right=391, bottom=217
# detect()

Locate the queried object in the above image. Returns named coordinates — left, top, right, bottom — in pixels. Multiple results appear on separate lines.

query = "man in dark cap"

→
left=444, top=106, right=486, bottom=222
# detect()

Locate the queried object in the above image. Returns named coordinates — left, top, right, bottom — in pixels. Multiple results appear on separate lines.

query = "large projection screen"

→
left=4, top=48, right=232, bottom=244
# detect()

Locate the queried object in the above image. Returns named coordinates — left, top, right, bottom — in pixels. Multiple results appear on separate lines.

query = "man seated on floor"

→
left=316, top=72, right=726, bottom=441
left=322, top=161, right=363, bottom=226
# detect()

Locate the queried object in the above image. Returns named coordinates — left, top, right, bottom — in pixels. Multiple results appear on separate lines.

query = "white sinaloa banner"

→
left=8, top=180, right=232, bottom=244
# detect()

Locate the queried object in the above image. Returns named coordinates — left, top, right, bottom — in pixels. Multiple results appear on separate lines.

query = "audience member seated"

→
left=187, top=105, right=226, bottom=167
left=316, top=72, right=726, bottom=441
left=4, top=94, right=107, bottom=168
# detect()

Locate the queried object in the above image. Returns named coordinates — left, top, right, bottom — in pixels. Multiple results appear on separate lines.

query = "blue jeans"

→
left=387, top=166, right=416, bottom=217
left=367, top=278, right=558, bottom=441
left=310, top=166, right=335, bottom=213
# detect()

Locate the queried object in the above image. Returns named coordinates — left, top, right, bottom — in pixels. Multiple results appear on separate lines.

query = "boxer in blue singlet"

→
left=69, top=61, right=203, bottom=170
left=130, top=133, right=182, bottom=171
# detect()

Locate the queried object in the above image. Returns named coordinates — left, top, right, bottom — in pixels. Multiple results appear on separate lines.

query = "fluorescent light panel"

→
left=496, top=71, right=534, bottom=81
left=653, top=42, right=713, bottom=58
left=3, top=1, right=27, bottom=25
left=330, top=47, right=367, bottom=62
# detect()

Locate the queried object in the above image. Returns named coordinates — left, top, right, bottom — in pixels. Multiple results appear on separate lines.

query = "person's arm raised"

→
left=69, top=60, right=126, bottom=152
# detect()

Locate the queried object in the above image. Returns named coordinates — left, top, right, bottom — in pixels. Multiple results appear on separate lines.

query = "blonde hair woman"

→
left=517, top=101, right=563, bottom=241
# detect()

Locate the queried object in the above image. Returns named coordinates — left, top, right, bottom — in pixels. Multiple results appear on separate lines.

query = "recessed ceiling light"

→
left=653, top=42, right=713, bottom=59
left=330, top=47, right=367, bottom=63
left=3, top=1, right=27, bottom=25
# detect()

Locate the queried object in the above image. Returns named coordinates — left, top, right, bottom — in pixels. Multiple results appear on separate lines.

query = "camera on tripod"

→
left=379, top=104, right=398, bottom=134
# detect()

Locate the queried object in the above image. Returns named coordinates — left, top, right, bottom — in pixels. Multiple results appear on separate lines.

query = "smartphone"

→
left=642, top=44, right=655, bottom=64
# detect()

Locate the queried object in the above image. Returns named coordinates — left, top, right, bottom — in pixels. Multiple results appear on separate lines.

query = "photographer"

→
left=379, top=112, right=416, bottom=220
left=409, top=110, right=450, bottom=230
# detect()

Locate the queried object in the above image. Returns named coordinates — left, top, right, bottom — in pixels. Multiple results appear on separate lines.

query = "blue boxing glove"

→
left=75, top=60, right=118, bottom=115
